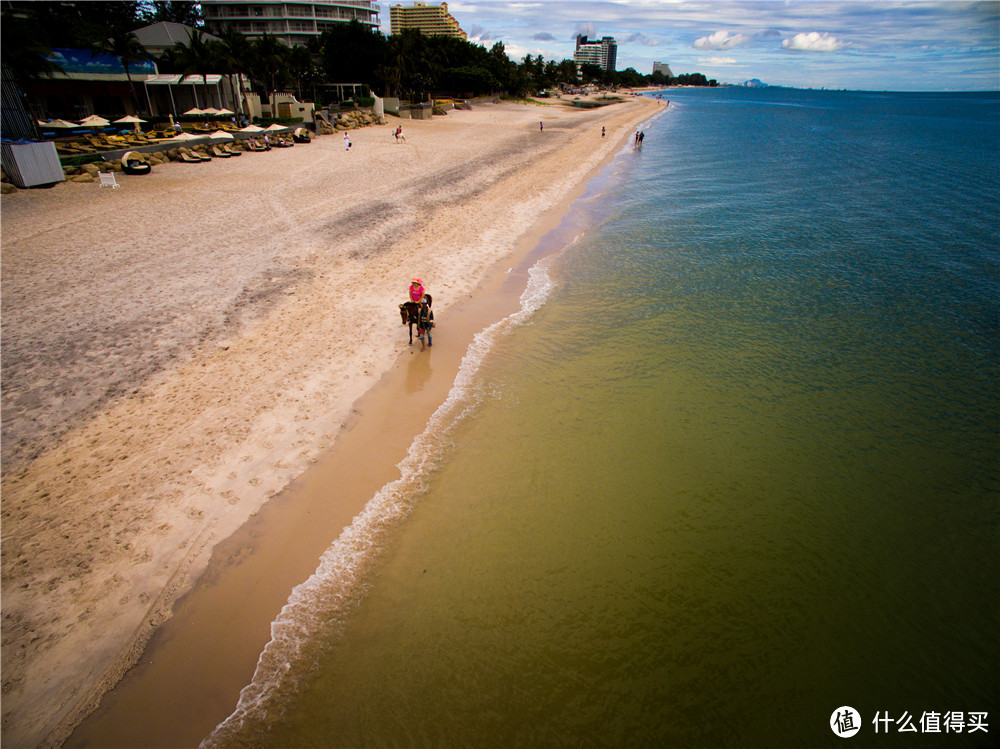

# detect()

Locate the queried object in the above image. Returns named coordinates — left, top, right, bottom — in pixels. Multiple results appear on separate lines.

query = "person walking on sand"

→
left=539, top=121, right=543, bottom=132
left=417, top=299, right=434, bottom=350
left=396, top=125, right=405, bottom=142
left=344, top=132, right=352, bottom=150
left=602, top=126, right=605, bottom=138
left=409, top=277, right=425, bottom=303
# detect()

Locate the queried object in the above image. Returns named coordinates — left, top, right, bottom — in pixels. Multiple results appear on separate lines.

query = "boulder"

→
left=80, top=163, right=100, bottom=177
left=1, top=182, right=18, bottom=194
left=71, top=173, right=95, bottom=183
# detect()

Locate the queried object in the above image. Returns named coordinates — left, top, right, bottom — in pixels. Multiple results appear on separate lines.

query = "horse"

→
left=399, top=293, right=432, bottom=344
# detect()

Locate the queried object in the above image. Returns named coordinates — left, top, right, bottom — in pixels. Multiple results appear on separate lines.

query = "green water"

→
left=212, top=90, right=998, bottom=748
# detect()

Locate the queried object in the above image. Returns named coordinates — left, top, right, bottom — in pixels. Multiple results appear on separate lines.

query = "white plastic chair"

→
left=98, top=172, right=120, bottom=189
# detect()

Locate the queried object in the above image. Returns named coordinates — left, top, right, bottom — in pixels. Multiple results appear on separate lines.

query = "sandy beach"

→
left=1, top=94, right=662, bottom=747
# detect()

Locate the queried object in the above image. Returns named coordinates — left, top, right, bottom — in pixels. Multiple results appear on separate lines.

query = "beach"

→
left=1, top=94, right=662, bottom=748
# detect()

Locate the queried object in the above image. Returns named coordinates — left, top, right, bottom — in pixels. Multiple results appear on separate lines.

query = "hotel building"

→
left=201, top=0, right=380, bottom=46
left=574, top=35, right=618, bottom=72
left=389, top=2, right=467, bottom=40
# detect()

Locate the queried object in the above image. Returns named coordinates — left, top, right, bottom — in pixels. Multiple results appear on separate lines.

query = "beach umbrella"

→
left=183, top=107, right=205, bottom=116
left=114, top=115, right=147, bottom=133
left=78, top=115, right=111, bottom=127
left=216, top=108, right=234, bottom=116
left=39, top=119, right=80, bottom=129
left=167, top=132, right=200, bottom=141
left=209, top=130, right=234, bottom=140
left=265, top=124, right=287, bottom=131
left=238, top=124, right=265, bottom=132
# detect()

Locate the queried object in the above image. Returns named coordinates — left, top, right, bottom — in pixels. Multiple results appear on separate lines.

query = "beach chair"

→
left=211, top=145, right=232, bottom=158
left=98, top=171, right=120, bottom=188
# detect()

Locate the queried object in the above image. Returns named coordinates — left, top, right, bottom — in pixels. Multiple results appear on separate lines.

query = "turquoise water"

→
left=207, top=89, right=999, bottom=747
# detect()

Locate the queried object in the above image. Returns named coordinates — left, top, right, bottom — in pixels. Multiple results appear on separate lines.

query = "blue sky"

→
left=378, top=1, right=1000, bottom=91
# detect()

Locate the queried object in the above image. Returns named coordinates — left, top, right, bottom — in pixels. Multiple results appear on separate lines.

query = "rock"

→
left=80, top=164, right=100, bottom=177
left=217, top=340, right=233, bottom=351
left=71, top=173, right=94, bottom=183
left=1, top=182, right=18, bottom=194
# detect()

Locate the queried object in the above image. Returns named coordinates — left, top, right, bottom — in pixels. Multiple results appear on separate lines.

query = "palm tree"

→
left=171, top=28, right=219, bottom=109
left=92, top=27, right=152, bottom=114
left=288, top=44, right=316, bottom=102
left=251, top=33, right=290, bottom=116
left=216, top=26, right=254, bottom=118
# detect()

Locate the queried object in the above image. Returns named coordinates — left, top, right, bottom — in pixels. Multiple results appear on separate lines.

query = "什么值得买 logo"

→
left=831, top=706, right=861, bottom=738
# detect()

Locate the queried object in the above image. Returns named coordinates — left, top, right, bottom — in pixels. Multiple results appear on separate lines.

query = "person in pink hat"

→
left=409, top=277, right=425, bottom=303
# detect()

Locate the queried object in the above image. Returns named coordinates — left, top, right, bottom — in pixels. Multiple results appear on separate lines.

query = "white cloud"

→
left=703, top=56, right=737, bottom=65
left=575, top=22, right=597, bottom=39
left=782, top=32, right=850, bottom=52
left=693, top=30, right=750, bottom=51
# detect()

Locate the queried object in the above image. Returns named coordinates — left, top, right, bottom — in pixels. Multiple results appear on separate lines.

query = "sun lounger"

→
left=83, top=135, right=117, bottom=150
left=211, top=145, right=231, bottom=158
left=223, top=143, right=242, bottom=156
left=178, top=151, right=203, bottom=163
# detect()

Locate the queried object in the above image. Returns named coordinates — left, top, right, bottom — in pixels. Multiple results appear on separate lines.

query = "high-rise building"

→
left=389, top=2, right=467, bottom=39
left=574, top=35, right=617, bottom=72
left=652, top=61, right=673, bottom=78
left=201, top=0, right=380, bottom=47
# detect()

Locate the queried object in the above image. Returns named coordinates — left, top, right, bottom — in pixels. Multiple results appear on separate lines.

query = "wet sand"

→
left=1, top=94, right=663, bottom=747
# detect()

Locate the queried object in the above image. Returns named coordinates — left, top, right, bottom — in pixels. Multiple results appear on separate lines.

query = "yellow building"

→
left=389, top=2, right=467, bottom=39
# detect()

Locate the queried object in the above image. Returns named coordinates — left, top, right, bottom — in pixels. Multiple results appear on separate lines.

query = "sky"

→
left=378, top=1, right=1000, bottom=91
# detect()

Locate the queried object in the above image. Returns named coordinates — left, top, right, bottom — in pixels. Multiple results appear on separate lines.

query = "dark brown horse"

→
left=399, top=293, right=432, bottom=344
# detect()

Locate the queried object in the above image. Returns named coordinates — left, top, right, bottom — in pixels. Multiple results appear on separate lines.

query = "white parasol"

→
left=78, top=114, right=111, bottom=127
left=209, top=130, right=234, bottom=140
left=39, top=119, right=80, bottom=129
left=238, top=124, right=265, bottom=132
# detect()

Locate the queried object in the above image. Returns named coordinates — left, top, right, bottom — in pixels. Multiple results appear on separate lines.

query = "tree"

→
left=92, top=26, right=152, bottom=113
left=215, top=26, right=255, bottom=117
left=320, top=19, right=386, bottom=90
left=139, top=1, right=203, bottom=27
left=0, top=7, right=64, bottom=89
left=251, top=33, right=291, bottom=114
left=171, top=29, right=220, bottom=108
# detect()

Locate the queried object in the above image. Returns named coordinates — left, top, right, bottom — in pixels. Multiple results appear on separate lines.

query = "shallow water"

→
left=210, top=89, right=998, bottom=748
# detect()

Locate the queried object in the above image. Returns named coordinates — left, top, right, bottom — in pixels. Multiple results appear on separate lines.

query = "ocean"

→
left=206, top=88, right=999, bottom=748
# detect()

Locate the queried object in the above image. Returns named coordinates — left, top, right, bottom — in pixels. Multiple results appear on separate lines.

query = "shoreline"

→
left=2, top=95, right=663, bottom=748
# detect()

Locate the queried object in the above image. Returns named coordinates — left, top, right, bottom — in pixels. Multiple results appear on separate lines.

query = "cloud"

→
left=575, top=22, right=596, bottom=39
left=782, top=32, right=850, bottom=52
left=532, top=32, right=556, bottom=41
left=703, top=57, right=737, bottom=65
left=466, top=24, right=497, bottom=41
left=622, top=32, right=660, bottom=47
left=693, top=30, right=750, bottom=50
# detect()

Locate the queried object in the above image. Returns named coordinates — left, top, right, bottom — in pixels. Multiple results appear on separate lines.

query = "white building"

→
left=201, top=0, right=380, bottom=46
left=574, top=35, right=617, bottom=72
